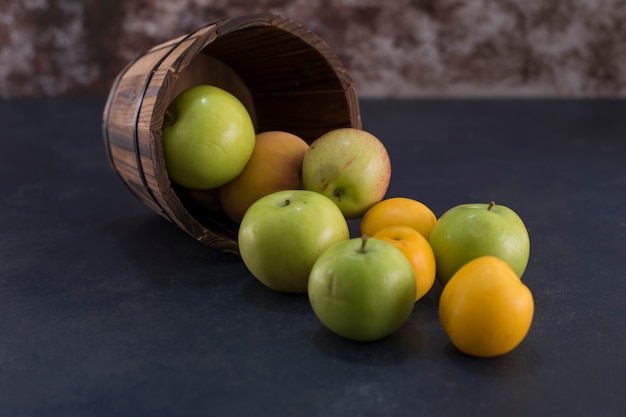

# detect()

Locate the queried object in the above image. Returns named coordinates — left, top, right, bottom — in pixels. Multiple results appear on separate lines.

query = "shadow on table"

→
left=241, top=278, right=312, bottom=315
left=240, top=275, right=424, bottom=364
left=311, top=322, right=424, bottom=365
left=100, top=211, right=243, bottom=288
left=443, top=340, right=543, bottom=378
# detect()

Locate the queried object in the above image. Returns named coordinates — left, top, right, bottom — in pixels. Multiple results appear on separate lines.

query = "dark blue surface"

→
left=1, top=98, right=625, bottom=416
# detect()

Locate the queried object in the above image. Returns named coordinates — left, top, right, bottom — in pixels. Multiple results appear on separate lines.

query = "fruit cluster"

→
left=162, top=84, right=534, bottom=358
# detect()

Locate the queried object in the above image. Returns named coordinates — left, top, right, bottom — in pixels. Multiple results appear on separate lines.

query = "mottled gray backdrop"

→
left=2, top=0, right=626, bottom=98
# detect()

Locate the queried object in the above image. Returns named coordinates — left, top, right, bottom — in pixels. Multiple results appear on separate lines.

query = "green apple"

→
left=238, top=190, right=350, bottom=293
left=302, top=128, right=391, bottom=219
left=308, top=235, right=416, bottom=342
left=428, top=201, right=530, bottom=286
left=162, top=84, right=255, bottom=189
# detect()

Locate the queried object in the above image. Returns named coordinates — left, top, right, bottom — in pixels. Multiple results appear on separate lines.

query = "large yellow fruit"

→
left=439, top=256, right=534, bottom=357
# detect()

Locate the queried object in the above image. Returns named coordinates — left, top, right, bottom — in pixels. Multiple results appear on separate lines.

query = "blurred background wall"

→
left=1, top=0, right=626, bottom=98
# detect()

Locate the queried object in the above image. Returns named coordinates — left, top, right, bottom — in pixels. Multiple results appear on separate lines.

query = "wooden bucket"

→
left=102, top=13, right=361, bottom=254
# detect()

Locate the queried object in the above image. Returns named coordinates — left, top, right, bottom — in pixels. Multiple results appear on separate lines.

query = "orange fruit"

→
left=360, top=197, right=437, bottom=240
left=373, top=225, right=436, bottom=301
left=219, top=131, right=309, bottom=223
left=438, top=256, right=534, bottom=357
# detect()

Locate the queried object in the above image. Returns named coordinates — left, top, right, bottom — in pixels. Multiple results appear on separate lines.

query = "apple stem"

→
left=284, top=198, right=291, bottom=206
left=358, top=235, right=369, bottom=253
left=488, top=201, right=496, bottom=211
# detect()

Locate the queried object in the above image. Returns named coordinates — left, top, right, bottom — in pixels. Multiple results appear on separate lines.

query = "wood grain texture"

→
left=102, top=13, right=361, bottom=253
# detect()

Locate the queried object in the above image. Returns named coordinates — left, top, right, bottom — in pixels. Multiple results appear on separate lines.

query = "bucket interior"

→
left=168, top=23, right=360, bottom=237
left=199, top=24, right=357, bottom=143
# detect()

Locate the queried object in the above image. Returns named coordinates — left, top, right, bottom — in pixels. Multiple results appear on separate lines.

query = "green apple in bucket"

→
left=428, top=201, right=531, bottom=286
left=162, top=84, right=256, bottom=189
left=302, top=128, right=391, bottom=219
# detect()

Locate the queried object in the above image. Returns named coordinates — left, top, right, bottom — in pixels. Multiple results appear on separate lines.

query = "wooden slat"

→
left=102, top=13, right=360, bottom=254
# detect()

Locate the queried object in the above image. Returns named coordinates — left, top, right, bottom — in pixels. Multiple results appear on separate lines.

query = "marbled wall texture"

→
left=2, top=0, right=626, bottom=98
